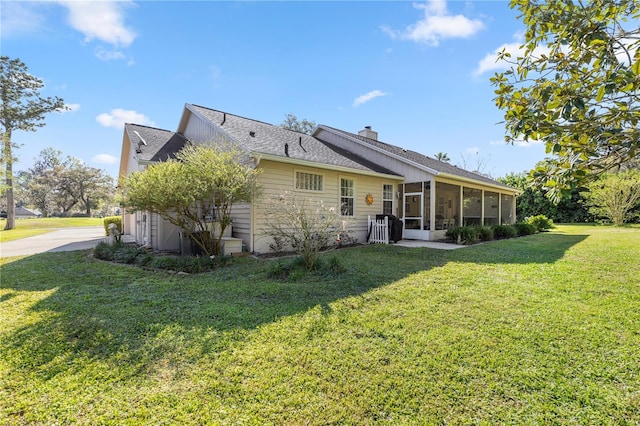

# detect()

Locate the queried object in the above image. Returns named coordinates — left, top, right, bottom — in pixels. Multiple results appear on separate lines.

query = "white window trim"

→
left=339, top=176, right=355, bottom=217
left=294, top=169, right=325, bottom=193
left=382, top=183, right=394, bottom=214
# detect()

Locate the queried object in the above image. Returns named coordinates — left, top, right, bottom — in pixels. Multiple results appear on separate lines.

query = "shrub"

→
left=445, top=226, right=461, bottom=242
left=114, top=245, right=146, bottom=264
left=493, top=224, right=517, bottom=239
left=93, top=241, right=117, bottom=261
left=513, top=222, right=538, bottom=236
left=103, top=216, right=122, bottom=236
left=459, top=226, right=480, bottom=244
left=445, top=227, right=458, bottom=242
left=446, top=226, right=479, bottom=244
left=264, top=192, right=348, bottom=270
left=476, top=226, right=494, bottom=242
left=526, top=214, right=554, bottom=231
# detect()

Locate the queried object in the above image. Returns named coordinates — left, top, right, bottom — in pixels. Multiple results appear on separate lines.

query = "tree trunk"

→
left=3, top=129, right=15, bottom=230
left=85, top=197, right=91, bottom=217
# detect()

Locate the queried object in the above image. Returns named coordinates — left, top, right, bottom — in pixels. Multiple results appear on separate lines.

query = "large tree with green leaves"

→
left=280, top=113, right=316, bottom=135
left=1, top=56, right=66, bottom=229
left=583, top=170, right=640, bottom=225
left=123, top=144, right=261, bottom=256
left=491, top=0, right=640, bottom=202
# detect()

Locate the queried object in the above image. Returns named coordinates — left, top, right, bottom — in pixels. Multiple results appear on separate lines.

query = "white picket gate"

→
left=368, top=215, right=389, bottom=244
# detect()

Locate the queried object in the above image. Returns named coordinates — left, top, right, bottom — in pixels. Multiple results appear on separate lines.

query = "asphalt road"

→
left=0, top=226, right=107, bottom=258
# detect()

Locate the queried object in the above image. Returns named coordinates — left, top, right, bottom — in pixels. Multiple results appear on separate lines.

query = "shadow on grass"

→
left=0, top=232, right=587, bottom=375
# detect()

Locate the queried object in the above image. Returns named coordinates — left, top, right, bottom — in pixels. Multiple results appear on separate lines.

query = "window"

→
left=383, top=184, right=393, bottom=215
left=340, top=178, right=354, bottom=216
left=295, top=171, right=323, bottom=191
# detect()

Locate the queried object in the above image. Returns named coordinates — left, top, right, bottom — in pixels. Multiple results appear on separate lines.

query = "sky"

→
left=2, top=0, right=549, bottom=180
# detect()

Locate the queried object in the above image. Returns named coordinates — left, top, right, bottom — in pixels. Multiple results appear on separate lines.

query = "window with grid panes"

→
left=340, top=178, right=354, bottom=216
left=295, top=171, right=323, bottom=191
left=383, top=184, right=393, bottom=215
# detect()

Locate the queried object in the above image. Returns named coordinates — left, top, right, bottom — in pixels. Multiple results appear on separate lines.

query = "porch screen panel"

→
left=463, top=188, right=482, bottom=226
left=484, top=191, right=499, bottom=226
left=501, top=194, right=514, bottom=224
left=435, top=182, right=459, bottom=230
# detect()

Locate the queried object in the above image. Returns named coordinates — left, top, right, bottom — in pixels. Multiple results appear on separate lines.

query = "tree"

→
left=434, top=152, right=450, bottom=162
left=280, top=113, right=316, bottom=135
left=458, top=152, right=493, bottom=177
left=25, top=148, right=114, bottom=217
left=1, top=56, right=66, bottom=229
left=123, top=143, right=261, bottom=256
left=491, top=0, right=640, bottom=202
left=583, top=170, right=640, bottom=225
left=499, top=170, right=593, bottom=222
left=263, top=191, right=347, bottom=270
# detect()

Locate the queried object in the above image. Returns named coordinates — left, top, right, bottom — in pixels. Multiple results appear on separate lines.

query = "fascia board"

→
left=437, top=172, right=522, bottom=194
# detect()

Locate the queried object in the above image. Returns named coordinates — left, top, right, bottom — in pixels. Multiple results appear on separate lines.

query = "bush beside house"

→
left=445, top=215, right=552, bottom=245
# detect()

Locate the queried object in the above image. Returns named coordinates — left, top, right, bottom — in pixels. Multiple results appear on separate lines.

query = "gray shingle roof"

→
left=318, top=125, right=514, bottom=190
left=125, top=123, right=187, bottom=162
left=189, top=104, right=400, bottom=176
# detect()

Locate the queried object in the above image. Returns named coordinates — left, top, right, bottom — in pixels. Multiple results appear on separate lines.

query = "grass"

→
left=1, top=224, right=639, bottom=424
left=0, top=217, right=103, bottom=242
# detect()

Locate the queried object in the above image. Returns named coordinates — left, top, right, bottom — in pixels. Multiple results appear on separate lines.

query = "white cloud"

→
left=474, top=32, right=551, bottom=76
left=353, top=90, right=388, bottom=107
left=490, top=138, right=545, bottom=148
left=466, top=147, right=480, bottom=155
left=58, top=103, right=80, bottom=113
left=382, top=0, right=485, bottom=46
left=0, top=2, right=46, bottom=36
left=93, top=154, right=118, bottom=164
left=95, top=47, right=126, bottom=61
left=513, top=139, right=544, bottom=148
left=96, top=109, right=155, bottom=129
left=58, top=0, right=137, bottom=47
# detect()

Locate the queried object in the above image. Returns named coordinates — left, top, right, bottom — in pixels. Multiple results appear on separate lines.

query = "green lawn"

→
left=0, top=217, right=103, bottom=242
left=1, top=225, right=639, bottom=424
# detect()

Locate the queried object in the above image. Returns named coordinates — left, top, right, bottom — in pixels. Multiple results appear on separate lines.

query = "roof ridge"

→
left=125, top=122, right=174, bottom=133
left=189, top=104, right=277, bottom=129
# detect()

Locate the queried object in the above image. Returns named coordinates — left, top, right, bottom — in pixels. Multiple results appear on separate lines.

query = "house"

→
left=118, top=103, right=518, bottom=254
left=15, top=206, right=41, bottom=219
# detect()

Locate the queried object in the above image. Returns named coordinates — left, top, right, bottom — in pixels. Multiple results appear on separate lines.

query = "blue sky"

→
left=2, top=0, right=548, bottom=179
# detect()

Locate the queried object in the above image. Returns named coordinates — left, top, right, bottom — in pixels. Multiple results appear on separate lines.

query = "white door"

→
left=403, top=193, right=423, bottom=239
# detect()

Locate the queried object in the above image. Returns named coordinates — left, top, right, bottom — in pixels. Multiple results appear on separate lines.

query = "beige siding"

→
left=250, top=160, right=400, bottom=254
left=230, top=203, right=251, bottom=251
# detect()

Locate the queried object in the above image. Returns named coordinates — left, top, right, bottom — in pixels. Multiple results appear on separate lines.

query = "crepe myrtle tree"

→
left=491, top=0, right=640, bottom=202
left=122, top=143, right=261, bottom=256
left=263, top=191, right=350, bottom=270
left=1, top=56, right=67, bottom=229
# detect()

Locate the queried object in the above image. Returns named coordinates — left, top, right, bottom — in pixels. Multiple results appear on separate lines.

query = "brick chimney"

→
left=358, top=126, right=378, bottom=141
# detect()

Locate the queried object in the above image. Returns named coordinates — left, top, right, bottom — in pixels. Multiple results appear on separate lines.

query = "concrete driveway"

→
left=0, top=227, right=107, bottom=258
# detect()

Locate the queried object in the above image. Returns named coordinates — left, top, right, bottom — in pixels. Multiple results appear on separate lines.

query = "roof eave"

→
left=437, top=172, right=521, bottom=194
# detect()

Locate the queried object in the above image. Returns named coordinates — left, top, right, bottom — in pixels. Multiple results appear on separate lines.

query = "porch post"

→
left=459, top=186, right=464, bottom=226
left=429, top=179, right=436, bottom=235
left=481, top=190, right=485, bottom=226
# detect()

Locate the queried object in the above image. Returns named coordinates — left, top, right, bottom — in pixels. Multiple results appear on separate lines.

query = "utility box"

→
left=221, top=237, right=243, bottom=256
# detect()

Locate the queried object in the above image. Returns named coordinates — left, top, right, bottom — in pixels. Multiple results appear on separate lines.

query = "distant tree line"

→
left=500, top=161, right=640, bottom=225
left=7, top=147, right=114, bottom=217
